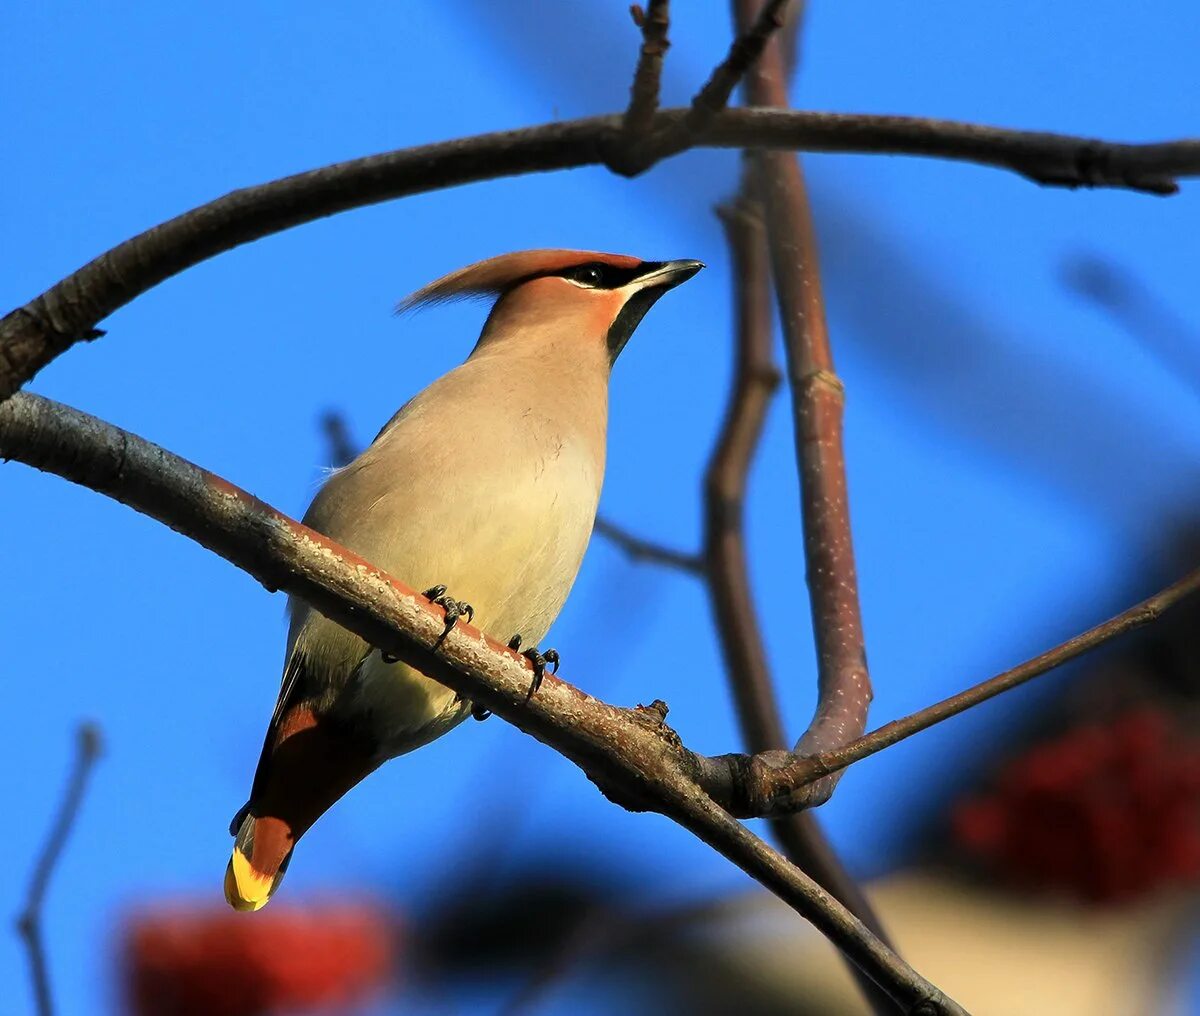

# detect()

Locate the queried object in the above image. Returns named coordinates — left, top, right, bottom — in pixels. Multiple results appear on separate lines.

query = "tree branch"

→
left=616, top=0, right=794, bottom=173
left=0, top=391, right=961, bottom=1014
left=17, top=723, right=103, bottom=1016
left=623, top=1, right=672, bottom=138
left=737, top=2, right=871, bottom=809
left=586, top=191, right=893, bottom=1010
left=594, top=516, right=704, bottom=575
left=3, top=108, right=1197, bottom=400
left=762, top=564, right=1200, bottom=801
left=709, top=6, right=894, bottom=1003
left=687, top=0, right=792, bottom=131
left=4, top=397, right=1197, bottom=1011
left=5, top=394, right=1197, bottom=815
left=706, top=196, right=786, bottom=755
left=711, top=193, right=895, bottom=1014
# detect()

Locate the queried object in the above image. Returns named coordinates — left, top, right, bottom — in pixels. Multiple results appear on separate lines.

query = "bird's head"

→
left=398, top=249, right=704, bottom=365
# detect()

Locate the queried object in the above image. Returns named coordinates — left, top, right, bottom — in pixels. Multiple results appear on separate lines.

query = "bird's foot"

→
left=471, top=704, right=491, bottom=722
left=508, top=634, right=560, bottom=701
left=424, top=584, right=474, bottom=647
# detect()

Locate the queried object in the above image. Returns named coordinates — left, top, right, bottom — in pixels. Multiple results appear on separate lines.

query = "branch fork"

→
left=610, top=0, right=795, bottom=175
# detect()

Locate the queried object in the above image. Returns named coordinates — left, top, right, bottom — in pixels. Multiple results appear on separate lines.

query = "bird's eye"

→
left=570, top=264, right=607, bottom=287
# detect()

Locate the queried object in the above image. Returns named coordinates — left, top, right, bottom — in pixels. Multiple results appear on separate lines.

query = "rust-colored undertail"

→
left=225, top=704, right=379, bottom=912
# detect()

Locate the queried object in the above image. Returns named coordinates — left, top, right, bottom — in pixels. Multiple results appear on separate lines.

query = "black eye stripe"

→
left=559, top=261, right=663, bottom=290
left=513, top=260, right=667, bottom=292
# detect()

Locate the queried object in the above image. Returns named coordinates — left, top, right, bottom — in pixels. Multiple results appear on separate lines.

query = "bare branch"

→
left=594, top=515, right=704, bottom=575
left=736, top=5, right=871, bottom=809
left=504, top=893, right=761, bottom=1015
left=687, top=0, right=792, bottom=131
left=0, top=392, right=962, bottom=1013
left=623, top=1, right=672, bottom=138
left=616, top=0, right=793, bottom=173
left=713, top=13, right=896, bottom=1009
left=5, top=396, right=1198, bottom=1007
left=712, top=193, right=895, bottom=1014
left=707, top=196, right=785, bottom=753
left=586, top=194, right=892, bottom=1010
left=2, top=109, right=1197, bottom=400
left=6, top=396, right=1196, bottom=819
left=17, top=723, right=103, bottom=1016
left=764, top=565, right=1200, bottom=802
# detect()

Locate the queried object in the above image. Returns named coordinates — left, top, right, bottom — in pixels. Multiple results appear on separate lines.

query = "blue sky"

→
left=3, top=3, right=1199, bottom=1013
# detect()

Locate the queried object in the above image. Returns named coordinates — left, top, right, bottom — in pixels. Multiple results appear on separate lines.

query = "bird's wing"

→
left=228, top=652, right=309, bottom=834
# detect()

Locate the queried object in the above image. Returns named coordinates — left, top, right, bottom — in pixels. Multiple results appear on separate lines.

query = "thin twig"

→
left=1062, top=253, right=1200, bottom=396
left=16, top=723, right=103, bottom=1016
left=687, top=0, right=793, bottom=131
left=623, top=1, right=672, bottom=138
left=618, top=0, right=794, bottom=172
left=319, top=410, right=358, bottom=469
left=737, top=0, right=871, bottom=809
left=594, top=516, right=704, bottom=575
left=0, top=392, right=960, bottom=1012
left=503, top=892, right=766, bottom=1015
left=2, top=108, right=1197, bottom=400
left=767, top=565, right=1200, bottom=799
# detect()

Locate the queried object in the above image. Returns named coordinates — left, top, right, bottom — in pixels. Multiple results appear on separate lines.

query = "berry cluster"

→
left=951, top=707, right=1200, bottom=903
left=124, top=903, right=396, bottom=1016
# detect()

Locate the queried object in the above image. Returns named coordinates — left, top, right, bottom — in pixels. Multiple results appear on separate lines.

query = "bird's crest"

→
left=396, top=249, right=643, bottom=314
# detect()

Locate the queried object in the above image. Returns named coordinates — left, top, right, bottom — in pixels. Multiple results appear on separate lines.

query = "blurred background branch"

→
left=593, top=516, right=705, bottom=575
left=17, top=723, right=102, bottom=1016
left=1063, top=252, right=1200, bottom=396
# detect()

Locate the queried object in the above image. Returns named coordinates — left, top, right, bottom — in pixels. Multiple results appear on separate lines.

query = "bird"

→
left=224, top=249, right=703, bottom=911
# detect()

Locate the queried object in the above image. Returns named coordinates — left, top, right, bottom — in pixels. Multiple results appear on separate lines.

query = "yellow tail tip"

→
left=224, top=849, right=275, bottom=912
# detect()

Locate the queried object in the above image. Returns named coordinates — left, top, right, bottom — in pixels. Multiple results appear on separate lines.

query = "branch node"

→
left=636, top=698, right=670, bottom=725
left=794, top=367, right=845, bottom=400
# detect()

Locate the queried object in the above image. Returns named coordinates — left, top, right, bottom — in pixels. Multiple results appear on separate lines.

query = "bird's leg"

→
left=422, top=584, right=475, bottom=649
left=508, top=634, right=560, bottom=701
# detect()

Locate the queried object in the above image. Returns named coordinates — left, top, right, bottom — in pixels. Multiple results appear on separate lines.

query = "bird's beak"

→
left=632, top=259, right=705, bottom=293
left=607, top=259, right=705, bottom=364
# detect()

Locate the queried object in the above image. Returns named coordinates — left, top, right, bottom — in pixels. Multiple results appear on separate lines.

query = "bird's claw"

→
left=507, top=633, right=560, bottom=701
left=471, top=704, right=491, bottom=722
left=423, top=584, right=474, bottom=646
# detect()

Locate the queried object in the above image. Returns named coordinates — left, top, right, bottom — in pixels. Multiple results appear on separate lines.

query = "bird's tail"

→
left=224, top=697, right=381, bottom=912
left=224, top=811, right=294, bottom=912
